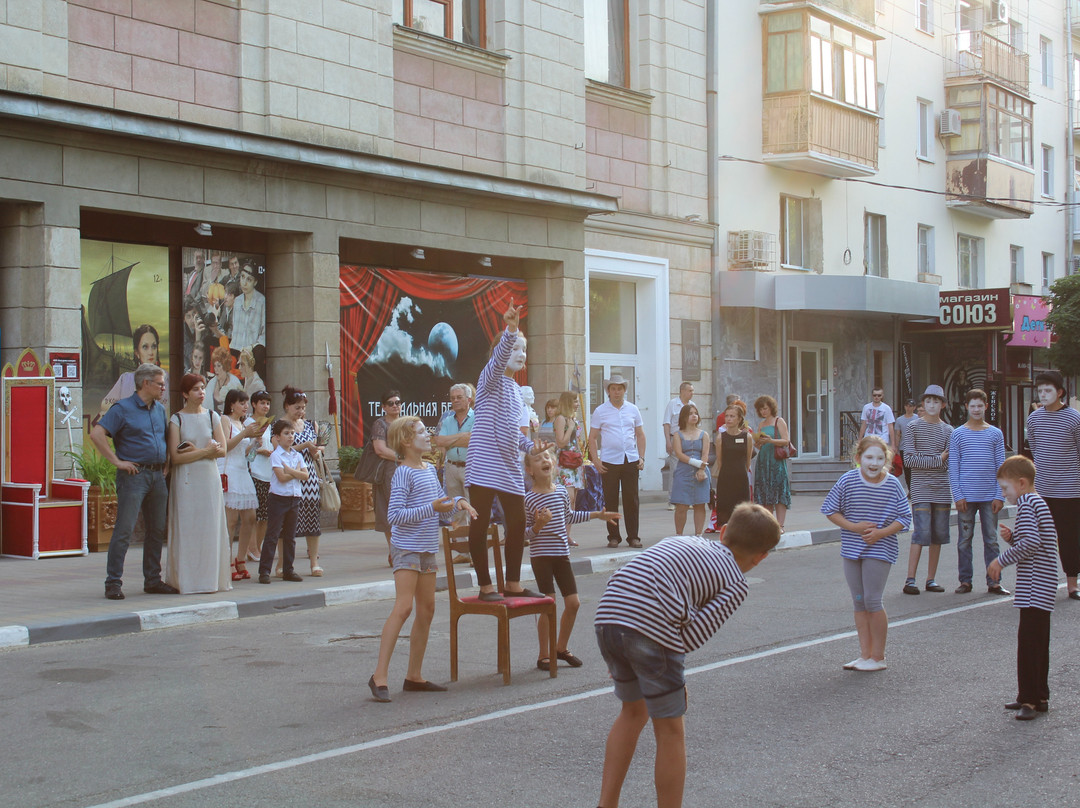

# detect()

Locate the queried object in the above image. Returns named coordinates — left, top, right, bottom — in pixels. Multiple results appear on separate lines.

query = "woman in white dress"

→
left=221, top=388, right=262, bottom=580
left=165, top=373, right=231, bottom=594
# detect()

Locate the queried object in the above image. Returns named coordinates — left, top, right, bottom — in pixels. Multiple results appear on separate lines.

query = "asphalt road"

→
left=3, top=538, right=1078, bottom=808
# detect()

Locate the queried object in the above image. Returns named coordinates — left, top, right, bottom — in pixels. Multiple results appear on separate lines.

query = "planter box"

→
left=338, top=478, right=374, bottom=530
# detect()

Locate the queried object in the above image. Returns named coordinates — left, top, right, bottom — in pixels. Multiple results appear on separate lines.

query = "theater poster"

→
left=340, top=266, right=527, bottom=446
left=80, top=239, right=170, bottom=424
left=181, top=247, right=268, bottom=411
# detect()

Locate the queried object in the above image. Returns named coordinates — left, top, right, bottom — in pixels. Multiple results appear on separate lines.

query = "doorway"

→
left=788, top=341, right=833, bottom=458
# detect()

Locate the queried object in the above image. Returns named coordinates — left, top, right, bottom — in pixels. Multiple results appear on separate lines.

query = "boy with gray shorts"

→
left=594, top=502, right=780, bottom=808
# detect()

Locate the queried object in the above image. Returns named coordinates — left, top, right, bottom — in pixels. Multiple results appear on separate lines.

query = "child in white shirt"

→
left=257, top=419, right=309, bottom=584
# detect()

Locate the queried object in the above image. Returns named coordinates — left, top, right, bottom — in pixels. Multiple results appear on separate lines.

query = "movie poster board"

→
left=80, top=239, right=170, bottom=423
left=181, top=248, right=268, bottom=412
left=340, top=266, right=528, bottom=447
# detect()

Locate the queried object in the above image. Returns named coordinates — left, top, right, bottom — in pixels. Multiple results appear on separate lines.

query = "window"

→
left=917, top=99, right=933, bottom=160
left=585, top=0, right=629, bottom=87
left=864, top=213, right=887, bottom=277
left=1042, top=252, right=1054, bottom=289
left=1040, top=37, right=1053, bottom=88
left=949, top=85, right=1034, bottom=166
left=808, top=16, right=877, bottom=111
left=765, top=12, right=805, bottom=93
left=958, top=234, right=983, bottom=288
left=394, top=0, right=485, bottom=47
left=1042, top=145, right=1054, bottom=197
left=589, top=278, right=637, bottom=353
left=918, top=225, right=934, bottom=275
left=1010, top=245, right=1023, bottom=284
left=916, top=0, right=932, bottom=33
left=781, top=195, right=806, bottom=268
left=1008, top=20, right=1024, bottom=51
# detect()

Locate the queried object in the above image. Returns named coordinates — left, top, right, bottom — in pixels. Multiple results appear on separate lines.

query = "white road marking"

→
left=83, top=593, right=1021, bottom=808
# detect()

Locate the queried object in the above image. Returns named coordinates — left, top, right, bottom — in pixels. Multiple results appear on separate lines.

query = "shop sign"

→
left=681, top=320, right=701, bottom=381
left=937, top=289, right=1011, bottom=329
left=1004, top=349, right=1033, bottom=381
left=48, top=352, right=80, bottom=382
left=1009, top=295, right=1052, bottom=348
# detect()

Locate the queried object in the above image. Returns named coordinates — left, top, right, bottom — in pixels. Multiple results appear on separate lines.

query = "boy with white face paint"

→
left=948, top=389, right=1008, bottom=595
left=1025, top=370, right=1080, bottom=599
left=901, top=385, right=954, bottom=595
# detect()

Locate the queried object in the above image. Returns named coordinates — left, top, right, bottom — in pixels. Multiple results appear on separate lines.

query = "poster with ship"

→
left=80, top=239, right=171, bottom=425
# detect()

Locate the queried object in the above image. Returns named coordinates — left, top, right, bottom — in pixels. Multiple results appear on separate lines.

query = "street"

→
left=3, top=533, right=1079, bottom=808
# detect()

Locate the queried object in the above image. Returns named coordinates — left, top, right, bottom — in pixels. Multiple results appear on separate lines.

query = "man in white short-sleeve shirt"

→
left=859, top=387, right=896, bottom=448
left=589, top=374, right=646, bottom=549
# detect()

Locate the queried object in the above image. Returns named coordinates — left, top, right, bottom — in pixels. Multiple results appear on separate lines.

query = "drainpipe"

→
left=1066, top=1, right=1076, bottom=277
left=707, top=0, right=720, bottom=416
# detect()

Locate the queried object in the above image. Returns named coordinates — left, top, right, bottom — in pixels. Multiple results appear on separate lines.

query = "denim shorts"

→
left=595, top=624, right=687, bottom=719
left=390, top=545, right=438, bottom=574
left=911, top=502, right=951, bottom=546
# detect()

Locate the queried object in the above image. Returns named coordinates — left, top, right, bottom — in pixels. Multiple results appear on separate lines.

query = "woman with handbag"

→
left=281, top=386, right=326, bottom=577
left=752, top=395, right=793, bottom=532
left=553, top=391, right=584, bottom=546
left=670, top=403, right=711, bottom=535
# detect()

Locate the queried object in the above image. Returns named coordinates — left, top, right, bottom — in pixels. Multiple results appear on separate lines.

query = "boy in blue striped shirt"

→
left=948, top=389, right=1008, bottom=595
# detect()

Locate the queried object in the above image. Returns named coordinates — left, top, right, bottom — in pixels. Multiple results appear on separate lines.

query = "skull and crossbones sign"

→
left=57, top=386, right=78, bottom=425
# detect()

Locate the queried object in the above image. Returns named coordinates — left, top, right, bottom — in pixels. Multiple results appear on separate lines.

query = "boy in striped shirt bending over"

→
left=988, top=456, right=1060, bottom=720
left=594, top=503, right=780, bottom=808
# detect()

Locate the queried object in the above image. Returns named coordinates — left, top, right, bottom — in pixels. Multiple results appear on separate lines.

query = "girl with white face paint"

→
left=821, top=436, right=912, bottom=672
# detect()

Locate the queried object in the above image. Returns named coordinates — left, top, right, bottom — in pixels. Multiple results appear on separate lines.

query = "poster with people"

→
left=339, top=265, right=527, bottom=446
left=182, top=247, right=268, bottom=413
left=80, top=239, right=171, bottom=423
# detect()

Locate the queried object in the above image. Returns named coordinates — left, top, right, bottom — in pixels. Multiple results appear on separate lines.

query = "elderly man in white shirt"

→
left=589, top=374, right=646, bottom=549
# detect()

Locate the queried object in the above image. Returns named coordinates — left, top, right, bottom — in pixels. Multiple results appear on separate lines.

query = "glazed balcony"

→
left=761, top=0, right=875, bottom=28
left=762, top=93, right=878, bottom=177
left=945, top=31, right=1029, bottom=95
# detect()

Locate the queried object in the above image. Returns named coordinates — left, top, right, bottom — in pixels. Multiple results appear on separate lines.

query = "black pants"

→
left=1044, top=496, right=1080, bottom=577
left=467, top=485, right=525, bottom=588
left=1016, top=607, right=1051, bottom=705
left=259, top=494, right=298, bottom=577
left=601, top=458, right=640, bottom=543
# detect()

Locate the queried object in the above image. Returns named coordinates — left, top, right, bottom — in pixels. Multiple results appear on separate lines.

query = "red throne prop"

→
left=1, top=348, right=89, bottom=558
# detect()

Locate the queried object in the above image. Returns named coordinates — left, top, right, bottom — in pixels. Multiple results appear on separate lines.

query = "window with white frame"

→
left=808, top=16, right=877, bottom=111
left=394, top=0, right=485, bottom=47
left=865, top=213, right=887, bottom=277
left=585, top=0, right=630, bottom=87
left=917, top=224, right=934, bottom=275
left=1040, top=37, right=1053, bottom=88
left=1010, top=245, right=1023, bottom=285
left=916, top=0, right=933, bottom=33
left=958, top=234, right=983, bottom=288
left=1043, top=252, right=1054, bottom=289
left=1042, top=145, right=1054, bottom=197
left=1009, top=20, right=1024, bottom=51
left=781, top=195, right=806, bottom=268
left=917, top=99, right=933, bottom=160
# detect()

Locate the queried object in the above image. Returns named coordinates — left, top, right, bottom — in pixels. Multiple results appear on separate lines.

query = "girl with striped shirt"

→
left=821, top=435, right=912, bottom=672
left=368, top=416, right=478, bottom=703
left=524, top=449, right=619, bottom=670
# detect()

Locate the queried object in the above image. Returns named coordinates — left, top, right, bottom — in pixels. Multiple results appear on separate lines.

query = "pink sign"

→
left=1010, top=295, right=1052, bottom=347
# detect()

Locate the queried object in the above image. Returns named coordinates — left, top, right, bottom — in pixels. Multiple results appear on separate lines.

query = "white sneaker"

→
left=843, top=657, right=866, bottom=670
left=853, top=658, right=887, bottom=672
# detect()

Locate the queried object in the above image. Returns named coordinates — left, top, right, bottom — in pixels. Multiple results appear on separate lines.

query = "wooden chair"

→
left=442, top=524, right=557, bottom=684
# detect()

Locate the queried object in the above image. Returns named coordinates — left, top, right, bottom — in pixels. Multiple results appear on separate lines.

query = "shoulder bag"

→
left=315, top=453, right=341, bottom=512
left=772, top=419, right=797, bottom=460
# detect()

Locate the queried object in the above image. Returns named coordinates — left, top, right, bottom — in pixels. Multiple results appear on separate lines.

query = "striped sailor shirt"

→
left=594, top=536, right=749, bottom=653
left=821, top=469, right=912, bottom=564
left=901, top=418, right=954, bottom=504
left=524, top=485, right=592, bottom=557
left=948, top=424, right=1006, bottom=503
left=465, top=328, right=534, bottom=495
left=1025, top=405, right=1080, bottom=498
left=997, top=493, right=1059, bottom=612
left=387, top=464, right=458, bottom=553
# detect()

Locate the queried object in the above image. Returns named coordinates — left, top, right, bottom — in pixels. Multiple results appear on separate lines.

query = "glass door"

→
left=588, top=363, right=637, bottom=414
left=788, top=342, right=833, bottom=458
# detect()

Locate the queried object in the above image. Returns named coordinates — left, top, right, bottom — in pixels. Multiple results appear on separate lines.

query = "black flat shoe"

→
left=402, top=679, right=447, bottom=692
left=104, top=586, right=125, bottom=601
left=1005, top=700, right=1048, bottom=712
left=282, top=570, right=303, bottom=582
left=144, top=581, right=179, bottom=595
left=557, top=650, right=583, bottom=667
left=368, top=676, right=391, bottom=703
left=1069, top=590, right=1080, bottom=600
left=477, top=591, right=504, bottom=602
left=924, top=581, right=945, bottom=593
left=988, top=584, right=1011, bottom=596
left=902, top=583, right=920, bottom=595
left=1015, top=705, right=1037, bottom=720
left=537, top=657, right=552, bottom=671
left=954, top=583, right=973, bottom=594
left=503, top=588, right=546, bottom=599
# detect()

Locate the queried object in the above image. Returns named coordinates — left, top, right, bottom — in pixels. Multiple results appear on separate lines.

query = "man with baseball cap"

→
left=589, top=374, right=644, bottom=548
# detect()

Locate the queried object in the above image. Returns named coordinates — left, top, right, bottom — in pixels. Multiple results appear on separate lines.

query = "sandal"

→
left=310, top=555, right=324, bottom=577
left=536, top=658, right=551, bottom=671
left=557, top=650, right=583, bottom=667
left=231, top=560, right=246, bottom=582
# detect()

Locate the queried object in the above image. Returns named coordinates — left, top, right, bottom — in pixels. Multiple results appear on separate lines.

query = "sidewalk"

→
left=0, top=492, right=1005, bottom=649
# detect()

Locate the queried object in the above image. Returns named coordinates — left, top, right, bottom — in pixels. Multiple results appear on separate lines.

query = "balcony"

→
left=761, top=0, right=875, bottom=28
left=762, top=93, right=878, bottom=177
left=945, top=156, right=1033, bottom=219
left=945, top=31, right=1029, bottom=94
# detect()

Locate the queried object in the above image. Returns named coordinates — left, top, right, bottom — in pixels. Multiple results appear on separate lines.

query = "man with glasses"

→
left=90, top=364, right=178, bottom=600
left=859, top=387, right=896, bottom=450
left=435, top=383, right=474, bottom=537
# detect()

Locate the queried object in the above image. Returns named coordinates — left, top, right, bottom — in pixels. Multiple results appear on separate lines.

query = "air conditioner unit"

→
left=939, top=108, right=962, bottom=137
left=990, top=0, right=1008, bottom=24
left=727, top=230, right=776, bottom=271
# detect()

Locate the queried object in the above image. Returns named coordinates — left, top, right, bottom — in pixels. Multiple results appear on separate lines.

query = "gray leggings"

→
left=843, top=558, right=892, bottom=613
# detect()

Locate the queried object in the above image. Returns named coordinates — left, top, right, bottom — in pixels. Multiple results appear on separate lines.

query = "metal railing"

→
left=945, top=31, right=1029, bottom=94
left=839, top=411, right=860, bottom=460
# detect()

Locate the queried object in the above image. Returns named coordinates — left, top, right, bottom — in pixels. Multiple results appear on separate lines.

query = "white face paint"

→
left=412, top=420, right=431, bottom=452
left=922, top=397, right=943, bottom=418
left=859, top=445, right=887, bottom=480
left=506, top=337, right=527, bottom=373
left=1037, top=384, right=1059, bottom=407
left=999, top=477, right=1021, bottom=505
left=966, top=398, right=985, bottom=421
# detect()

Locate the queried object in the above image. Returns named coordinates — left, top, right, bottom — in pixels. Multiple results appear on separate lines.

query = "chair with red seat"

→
left=441, top=523, right=556, bottom=684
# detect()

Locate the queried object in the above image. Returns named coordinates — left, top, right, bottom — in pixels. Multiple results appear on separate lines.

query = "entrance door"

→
left=788, top=342, right=833, bottom=458
left=588, top=363, right=637, bottom=414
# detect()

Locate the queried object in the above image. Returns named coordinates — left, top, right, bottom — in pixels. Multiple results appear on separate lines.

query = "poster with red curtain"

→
left=340, top=266, right=528, bottom=447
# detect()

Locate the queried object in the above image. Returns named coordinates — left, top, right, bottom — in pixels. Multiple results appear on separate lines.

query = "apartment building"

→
left=713, top=0, right=1073, bottom=458
left=0, top=0, right=712, bottom=489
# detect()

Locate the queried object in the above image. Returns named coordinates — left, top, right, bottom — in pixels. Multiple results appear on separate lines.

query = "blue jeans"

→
left=957, top=501, right=1000, bottom=585
left=595, top=624, right=686, bottom=719
left=911, top=502, right=951, bottom=546
left=105, top=468, right=168, bottom=587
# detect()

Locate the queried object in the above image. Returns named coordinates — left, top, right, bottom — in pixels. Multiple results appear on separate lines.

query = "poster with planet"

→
left=340, top=266, right=527, bottom=446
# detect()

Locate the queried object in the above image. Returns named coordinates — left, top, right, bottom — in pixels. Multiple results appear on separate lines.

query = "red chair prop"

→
left=1, top=348, right=89, bottom=558
left=441, top=524, right=557, bottom=684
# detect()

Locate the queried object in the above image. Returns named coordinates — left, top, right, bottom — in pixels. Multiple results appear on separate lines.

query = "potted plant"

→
left=65, top=442, right=118, bottom=552
left=336, top=445, right=373, bottom=529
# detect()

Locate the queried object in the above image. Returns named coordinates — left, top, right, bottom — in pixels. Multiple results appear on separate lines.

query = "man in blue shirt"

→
left=90, top=363, right=178, bottom=600
left=435, top=383, right=474, bottom=540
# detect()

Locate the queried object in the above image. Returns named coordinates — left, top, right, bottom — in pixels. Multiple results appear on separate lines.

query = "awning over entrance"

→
left=718, top=272, right=940, bottom=318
